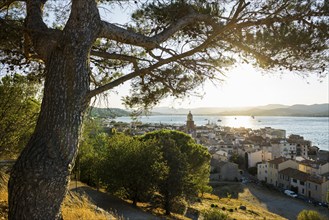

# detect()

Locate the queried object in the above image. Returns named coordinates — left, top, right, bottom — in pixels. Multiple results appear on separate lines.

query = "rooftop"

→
left=268, top=157, right=288, bottom=165
left=279, top=168, right=327, bottom=184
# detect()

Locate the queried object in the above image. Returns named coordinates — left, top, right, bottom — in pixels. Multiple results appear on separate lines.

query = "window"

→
left=300, top=181, right=304, bottom=186
left=293, top=179, right=297, bottom=183
left=315, top=185, right=318, bottom=190
left=302, top=189, right=304, bottom=194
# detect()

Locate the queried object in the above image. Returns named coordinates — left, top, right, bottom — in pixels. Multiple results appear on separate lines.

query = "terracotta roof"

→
left=268, top=157, right=287, bottom=165
left=308, top=175, right=326, bottom=184
left=299, top=159, right=327, bottom=166
left=279, top=168, right=326, bottom=184
left=279, top=168, right=309, bottom=182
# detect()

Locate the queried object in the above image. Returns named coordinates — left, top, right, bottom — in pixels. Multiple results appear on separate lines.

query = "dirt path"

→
left=70, top=182, right=161, bottom=220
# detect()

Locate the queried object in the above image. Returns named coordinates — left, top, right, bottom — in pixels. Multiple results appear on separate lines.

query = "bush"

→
left=171, top=198, right=188, bottom=215
left=239, top=205, right=246, bottom=211
left=247, top=167, right=257, bottom=176
left=297, top=210, right=325, bottom=220
left=203, top=209, right=230, bottom=220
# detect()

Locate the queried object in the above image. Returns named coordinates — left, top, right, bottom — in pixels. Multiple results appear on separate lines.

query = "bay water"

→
left=115, top=115, right=329, bottom=151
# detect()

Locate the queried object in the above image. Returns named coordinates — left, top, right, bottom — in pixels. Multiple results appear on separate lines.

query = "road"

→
left=245, top=183, right=329, bottom=220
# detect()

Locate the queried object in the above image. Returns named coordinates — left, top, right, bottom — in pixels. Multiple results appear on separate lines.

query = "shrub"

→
left=203, top=209, right=230, bottom=220
left=297, top=210, right=325, bottom=220
left=239, top=205, right=246, bottom=211
left=171, top=198, right=188, bottom=215
left=62, top=192, right=116, bottom=220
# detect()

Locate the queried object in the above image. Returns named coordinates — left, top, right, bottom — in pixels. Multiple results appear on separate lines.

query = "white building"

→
left=246, top=148, right=272, bottom=168
left=271, top=141, right=297, bottom=159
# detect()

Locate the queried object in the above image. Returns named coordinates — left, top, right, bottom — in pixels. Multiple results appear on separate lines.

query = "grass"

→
left=133, top=183, right=286, bottom=220
left=62, top=192, right=116, bottom=220
left=0, top=173, right=287, bottom=220
left=0, top=172, right=119, bottom=220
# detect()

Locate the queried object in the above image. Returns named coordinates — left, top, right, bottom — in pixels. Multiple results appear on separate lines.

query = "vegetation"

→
left=0, top=173, right=117, bottom=220
left=203, top=209, right=230, bottom=220
left=78, top=119, right=109, bottom=187
left=62, top=192, right=115, bottom=220
left=141, top=130, right=211, bottom=215
left=247, top=167, right=258, bottom=176
left=89, top=107, right=130, bottom=118
left=229, top=153, right=245, bottom=169
left=79, top=127, right=211, bottom=215
left=1, top=0, right=328, bottom=218
left=297, top=210, right=325, bottom=220
left=0, top=74, right=40, bottom=158
left=101, top=134, right=167, bottom=206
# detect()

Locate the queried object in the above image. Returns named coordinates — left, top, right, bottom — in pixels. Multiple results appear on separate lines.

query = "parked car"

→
left=318, top=202, right=328, bottom=208
left=284, top=190, right=298, bottom=198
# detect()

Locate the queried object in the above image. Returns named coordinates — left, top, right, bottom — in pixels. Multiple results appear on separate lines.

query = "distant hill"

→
left=152, top=104, right=329, bottom=117
left=89, top=107, right=130, bottom=118
left=88, top=104, right=329, bottom=117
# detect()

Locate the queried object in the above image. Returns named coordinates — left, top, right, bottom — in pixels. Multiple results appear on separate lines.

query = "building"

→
left=298, top=160, right=329, bottom=176
left=210, top=159, right=240, bottom=181
left=271, top=141, right=297, bottom=159
left=288, top=134, right=310, bottom=159
left=247, top=149, right=272, bottom=168
left=258, top=157, right=298, bottom=186
left=278, top=168, right=329, bottom=203
left=186, top=111, right=195, bottom=135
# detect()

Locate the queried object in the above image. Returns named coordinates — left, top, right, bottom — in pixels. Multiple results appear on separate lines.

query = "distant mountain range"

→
left=151, top=103, right=329, bottom=117
left=90, top=104, right=329, bottom=118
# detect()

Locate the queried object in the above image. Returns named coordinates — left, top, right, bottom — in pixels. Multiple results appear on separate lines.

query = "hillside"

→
left=89, top=107, right=130, bottom=118
left=152, top=103, right=329, bottom=116
left=87, top=104, right=329, bottom=118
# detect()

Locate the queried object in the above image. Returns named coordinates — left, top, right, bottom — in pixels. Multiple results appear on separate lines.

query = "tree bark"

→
left=8, top=0, right=100, bottom=219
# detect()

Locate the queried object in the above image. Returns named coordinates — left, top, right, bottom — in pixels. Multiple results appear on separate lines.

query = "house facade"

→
left=258, top=157, right=298, bottom=187
left=278, top=168, right=329, bottom=203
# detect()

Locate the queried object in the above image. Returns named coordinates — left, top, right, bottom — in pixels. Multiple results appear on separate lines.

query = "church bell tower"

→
left=186, top=111, right=195, bottom=134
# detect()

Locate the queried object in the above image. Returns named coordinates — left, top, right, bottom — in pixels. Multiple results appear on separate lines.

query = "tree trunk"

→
left=8, top=45, right=90, bottom=220
left=8, top=1, right=100, bottom=219
left=164, top=193, right=172, bottom=215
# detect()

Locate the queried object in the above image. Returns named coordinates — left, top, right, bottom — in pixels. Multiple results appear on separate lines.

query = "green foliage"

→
left=140, top=129, right=211, bottom=214
left=297, top=210, right=325, bottom=220
left=89, top=107, right=130, bottom=118
left=247, top=167, right=257, bottom=176
left=1, top=0, right=328, bottom=111
left=0, top=74, right=40, bottom=158
left=78, top=119, right=108, bottom=187
left=101, top=133, right=168, bottom=206
left=229, top=153, right=245, bottom=169
left=171, top=198, right=188, bottom=215
left=203, top=209, right=230, bottom=220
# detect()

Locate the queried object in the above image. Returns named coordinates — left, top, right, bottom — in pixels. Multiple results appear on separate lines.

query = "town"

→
left=103, top=111, right=329, bottom=206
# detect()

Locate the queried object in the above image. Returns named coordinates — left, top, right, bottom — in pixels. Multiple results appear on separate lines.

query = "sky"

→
left=95, top=3, right=329, bottom=109
left=98, top=64, right=329, bottom=109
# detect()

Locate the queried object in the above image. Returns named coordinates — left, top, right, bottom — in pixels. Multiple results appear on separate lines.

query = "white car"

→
left=284, top=190, right=298, bottom=198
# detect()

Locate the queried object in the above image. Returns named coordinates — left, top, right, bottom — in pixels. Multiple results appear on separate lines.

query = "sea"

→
left=114, top=115, right=329, bottom=151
